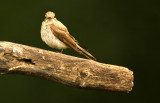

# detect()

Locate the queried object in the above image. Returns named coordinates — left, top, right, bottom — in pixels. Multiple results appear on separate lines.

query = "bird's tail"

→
left=76, top=44, right=96, bottom=60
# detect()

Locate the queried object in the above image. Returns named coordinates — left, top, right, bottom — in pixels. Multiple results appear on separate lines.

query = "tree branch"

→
left=0, top=41, right=133, bottom=92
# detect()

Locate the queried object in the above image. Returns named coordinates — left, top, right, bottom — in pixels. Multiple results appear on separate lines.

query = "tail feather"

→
left=77, top=45, right=96, bottom=60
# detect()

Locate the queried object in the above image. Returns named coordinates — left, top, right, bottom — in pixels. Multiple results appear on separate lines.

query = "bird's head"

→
left=45, top=11, right=55, bottom=19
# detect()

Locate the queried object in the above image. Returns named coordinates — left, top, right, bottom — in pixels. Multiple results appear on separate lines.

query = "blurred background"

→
left=0, top=0, right=159, bottom=103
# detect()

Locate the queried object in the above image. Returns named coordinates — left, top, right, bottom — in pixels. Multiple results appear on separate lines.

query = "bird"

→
left=41, top=11, right=96, bottom=60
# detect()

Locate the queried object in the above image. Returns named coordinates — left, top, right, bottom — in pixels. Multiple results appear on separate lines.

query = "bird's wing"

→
left=49, top=23, right=81, bottom=53
left=54, top=20, right=79, bottom=43
left=49, top=23, right=96, bottom=60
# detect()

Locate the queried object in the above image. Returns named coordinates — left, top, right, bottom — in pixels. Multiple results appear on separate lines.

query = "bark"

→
left=0, top=41, right=134, bottom=92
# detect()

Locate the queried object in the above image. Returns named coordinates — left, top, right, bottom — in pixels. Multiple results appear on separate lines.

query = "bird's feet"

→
left=60, top=49, right=63, bottom=53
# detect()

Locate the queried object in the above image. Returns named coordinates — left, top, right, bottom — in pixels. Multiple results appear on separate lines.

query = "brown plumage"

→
left=41, top=11, right=96, bottom=60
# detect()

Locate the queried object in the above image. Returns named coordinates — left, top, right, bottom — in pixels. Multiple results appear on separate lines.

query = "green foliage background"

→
left=0, top=0, right=159, bottom=103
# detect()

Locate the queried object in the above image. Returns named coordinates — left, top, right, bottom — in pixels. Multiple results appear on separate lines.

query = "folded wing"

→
left=49, top=23, right=96, bottom=60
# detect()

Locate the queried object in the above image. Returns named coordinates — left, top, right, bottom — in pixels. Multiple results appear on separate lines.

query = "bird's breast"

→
left=41, top=21, right=68, bottom=49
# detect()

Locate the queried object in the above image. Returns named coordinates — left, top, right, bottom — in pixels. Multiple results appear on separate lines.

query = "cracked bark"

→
left=0, top=41, right=134, bottom=92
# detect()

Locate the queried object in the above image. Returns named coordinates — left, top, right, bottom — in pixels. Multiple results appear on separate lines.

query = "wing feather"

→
left=49, top=23, right=96, bottom=60
left=49, top=24, right=81, bottom=53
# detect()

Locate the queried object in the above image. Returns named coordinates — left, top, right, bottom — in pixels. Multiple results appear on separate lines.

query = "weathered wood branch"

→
left=0, top=41, right=133, bottom=92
